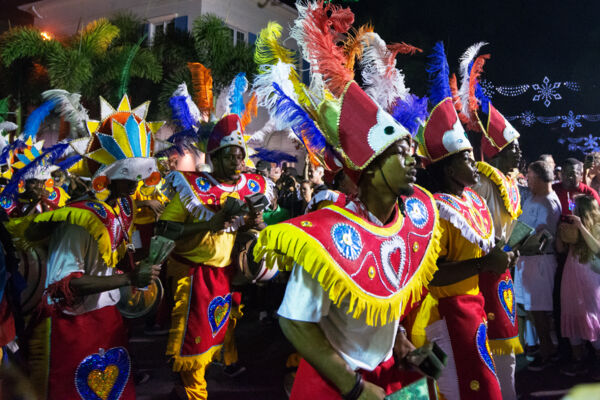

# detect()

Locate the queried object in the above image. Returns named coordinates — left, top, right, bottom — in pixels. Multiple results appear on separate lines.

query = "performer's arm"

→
left=69, top=263, right=161, bottom=296
left=429, top=242, right=513, bottom=286
left=279, top=317, right=386, bottom=400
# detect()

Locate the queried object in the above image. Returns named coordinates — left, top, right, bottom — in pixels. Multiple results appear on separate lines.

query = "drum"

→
left=235, top=230, right=279, bottom=284
left=17, top=247, right=47, bottom=314
left=117, top=278, right=163, bottom=319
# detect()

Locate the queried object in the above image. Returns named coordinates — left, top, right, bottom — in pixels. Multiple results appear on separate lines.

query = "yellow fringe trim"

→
left=489, top=336, right=524, bottom=355
left=4, top=214, right=38, bottom=251
left=477, top=161, right=522, bottom=219
left=253, top=195, right=443, bottom=327
left=28, top=317, right=51, bottom=400
left=30, top=206, right=127, bottom=267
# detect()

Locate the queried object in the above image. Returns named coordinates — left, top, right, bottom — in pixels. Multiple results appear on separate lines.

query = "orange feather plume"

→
left=466, top=54, right=490, bottom=131
left=187, top=62, right=213, bottom=114
left=241, top=93, right=257, bottom=130
left=450, top=73, right=469, bottom=125
left=343, top=23, right=374, bottom=71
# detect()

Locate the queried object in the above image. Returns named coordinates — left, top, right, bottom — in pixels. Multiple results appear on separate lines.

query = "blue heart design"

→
left=476, top=323, right=496, bottom=376
left=75, top=347, right=130, bottom=400
left=208, top=293, right=232, bottom=337
left=497, top=279, right=516, bottom=325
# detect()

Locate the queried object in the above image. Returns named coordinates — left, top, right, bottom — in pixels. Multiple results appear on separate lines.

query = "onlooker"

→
left=514, top=161, right=562, bottom=371
left=583, top=152, right=600, bottom=193
left=557, top=195, right=600, bottom=377
left=307, top=164, right=328, bottom=194
left=539, top=154, right=556, bottom=173
left=552, top=158, right=600, bottom=216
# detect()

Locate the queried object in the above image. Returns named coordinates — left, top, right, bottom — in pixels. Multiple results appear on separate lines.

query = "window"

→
left=227, top=26, right=248, bottom=45
left=145, top=14, right=187, bottom=44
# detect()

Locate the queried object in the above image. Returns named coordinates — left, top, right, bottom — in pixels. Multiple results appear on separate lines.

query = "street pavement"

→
left=130, top=308, right=600, bottom=400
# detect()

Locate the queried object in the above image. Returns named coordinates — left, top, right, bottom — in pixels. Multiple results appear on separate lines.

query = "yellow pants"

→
left=180, top=365, right=208, bottom=400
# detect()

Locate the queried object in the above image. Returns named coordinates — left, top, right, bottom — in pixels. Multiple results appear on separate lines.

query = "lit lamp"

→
left=40, top=31, right=53, bottom=41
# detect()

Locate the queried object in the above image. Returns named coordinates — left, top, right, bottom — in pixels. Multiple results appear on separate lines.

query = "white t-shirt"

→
left=46, top=223, right=121, bottom=315
left=277, top=201, right=399, bottom=371
left=518, top=189, right=562, bottom=249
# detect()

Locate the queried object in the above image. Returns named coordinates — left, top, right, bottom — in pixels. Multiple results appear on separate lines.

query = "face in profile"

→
left=376, top=138, right=416, bottom=196
left=447, top=150, right=479, bottom=189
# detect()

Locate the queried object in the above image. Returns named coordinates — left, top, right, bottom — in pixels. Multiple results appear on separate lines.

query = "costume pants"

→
left=180, top=365, right=208, bottom=400
left=493, top=353, right=516, bottom=400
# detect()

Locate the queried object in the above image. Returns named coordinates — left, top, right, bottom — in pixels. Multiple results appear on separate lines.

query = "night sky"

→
left=342, top=0, right=600, bottom=163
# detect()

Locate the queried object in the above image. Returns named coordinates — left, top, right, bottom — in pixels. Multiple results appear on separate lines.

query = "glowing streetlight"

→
left=40, top=31, right=53, bottom=41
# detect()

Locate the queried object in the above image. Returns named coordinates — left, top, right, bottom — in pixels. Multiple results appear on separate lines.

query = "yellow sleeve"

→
left=159, top=194, right=189, bottom=223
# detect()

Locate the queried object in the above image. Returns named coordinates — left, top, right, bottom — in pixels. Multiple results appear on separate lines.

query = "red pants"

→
left=290, top=357, right=421, bottom=399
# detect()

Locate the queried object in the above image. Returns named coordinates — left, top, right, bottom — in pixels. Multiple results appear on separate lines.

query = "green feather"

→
left=118, top=34, right=146, bottom=98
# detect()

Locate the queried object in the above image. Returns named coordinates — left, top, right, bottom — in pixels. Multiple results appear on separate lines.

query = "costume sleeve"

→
left=45, top=223, right=94, bottom=285
left=159, top=193, right=189, bottom=223
left=437, top=218, right=450, bottom=260
left=278, top=263, right=331, bottom=323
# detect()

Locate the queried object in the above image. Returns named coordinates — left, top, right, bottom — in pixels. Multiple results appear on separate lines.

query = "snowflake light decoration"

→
left=558, top=134, right=600, bottom=154
left=496, top=84, right=530, bottom=97
left=561, top=111, right=582, bottom=132
left=520, top=111, right=536, bottom=127
left=532, top=76, right=562, bottom=108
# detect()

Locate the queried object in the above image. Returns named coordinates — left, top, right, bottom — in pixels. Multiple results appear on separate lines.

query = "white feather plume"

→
left=172, top=82, right=202, bottom=126
left=359, top=32, right=410, bottom=111
left=253, top=62, right=301, bottom=131
left=458, top=42, right=487, bottom=118
left=0, top=121, right=18, bottom=133
left=41, top=89, right=89, bottom=137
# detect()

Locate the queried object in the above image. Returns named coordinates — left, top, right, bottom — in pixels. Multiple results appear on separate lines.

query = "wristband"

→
left=342, top=371, right=364, bottom=400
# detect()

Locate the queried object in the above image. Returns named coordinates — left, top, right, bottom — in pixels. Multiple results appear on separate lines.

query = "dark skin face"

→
left=444, top=150, right=479, bottom=195
left=494, top=139, right=522, bottom=173
left=372, top=138, right=417, bottom=196
left=106, top=179, right=138, bottom=205
left=211, top=146, right=245, bottom=184
left=561, top=163, right=583, bottom=191
left=22, top=179, right=46, bottom=201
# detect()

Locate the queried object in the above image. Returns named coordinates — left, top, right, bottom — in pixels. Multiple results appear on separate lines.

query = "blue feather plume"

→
left=56, top=154, right=82, bottom=170
left=169, top=96, right=198, bottom=131
left=269, top=82, right=328, bottom=157
left=474, top=82, right=491, bottom=114
left=426, top=42, right=452, bottom=106
left=250, top=148, right=297, bottom=164
left=22, top=100, right=56, bottom=140
left=228, top=72, right=248, bottom=117
left=1, top=142, right=69, bottom=201
left=390, top=94, right=430, bottom=137
left=0, top=139, right=27, bottom=165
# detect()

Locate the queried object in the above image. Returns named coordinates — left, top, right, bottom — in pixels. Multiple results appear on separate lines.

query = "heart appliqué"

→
left=498, top=278, right=516, bottom=325
left=475, top=322, right=497, bottom=376
left=208, top=293, right=232, bottom=337
left=87, top=365, right=119, bottom=400
left=75, top=347, right=130, bottom=400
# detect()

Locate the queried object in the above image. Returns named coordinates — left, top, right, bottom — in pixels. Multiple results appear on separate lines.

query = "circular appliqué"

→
left=48, top=189, right=58, bottom=201
left=331, top=223, right=362, bottom=261
left=86, top=202, right=107, bottom=219
left=466, top=190, right=483, bottom=207
left=511, top=186, right=519, bottom=203
left=120, top=198, right=131, bottom=217
left=301, top=221, right=312, bottom=227
left=380, top=236, right=406, bottom=290
left=247, top=179, right=260, bottom=193
left=195, top=177, right=211, bottom=192
left=405, top=198, right=429, bottom=229
left=0, top=197, right=13, bottom=210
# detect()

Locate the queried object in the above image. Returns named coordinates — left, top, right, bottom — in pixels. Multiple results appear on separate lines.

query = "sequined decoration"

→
left=331, top=223, right=362, bottom=261
left=497, top=278, right=516, bottom=325
left=0, top=197, right=12, bottom=210
left=475, top=323, right=496, bottom=376
left=208, top=293, right=232, bottom=337
left=85, top=201, right=108, bottom=219
left=247, top=179, right=260, bottom=193
left=405, top=197, right=429, bottom=229
left=120, top=197, right=131, bottom=217
left=195, top=176, right=211, bottom=192
left=75, top=347, right=131, bottom=400
left=48, top=189, right=58, bottom=201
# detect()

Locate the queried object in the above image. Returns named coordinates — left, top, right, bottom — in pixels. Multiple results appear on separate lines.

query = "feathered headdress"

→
left=41, top=89, right=90, bottom=138
left=416, top=42, right=471, bottom=163
left=250, top=148, right=298, bottom=165
left=22, top=100, right=56, bottom=141
left=456, top=42, right=490, bottom=132
left=188, top=62, right=214, bottom=115
left=170, top=82, right=202, bottom=131
left=83, top=95, right=164, bottom=183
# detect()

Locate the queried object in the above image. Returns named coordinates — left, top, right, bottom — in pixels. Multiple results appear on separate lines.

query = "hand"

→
left=143, top=200, right=165, bottom=217
left=567, top=214, right=583, bottom=229
left=393, top=329, right=416, bottom=365
left=245, top=210, right=266, bottom=231
left=129, top=260, right=161, bottom=287
left=482, top=240, right=511, bottom=274
left=208, top=210, right=238, bottom=232
left=358, top=381, right=386, bottom=400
